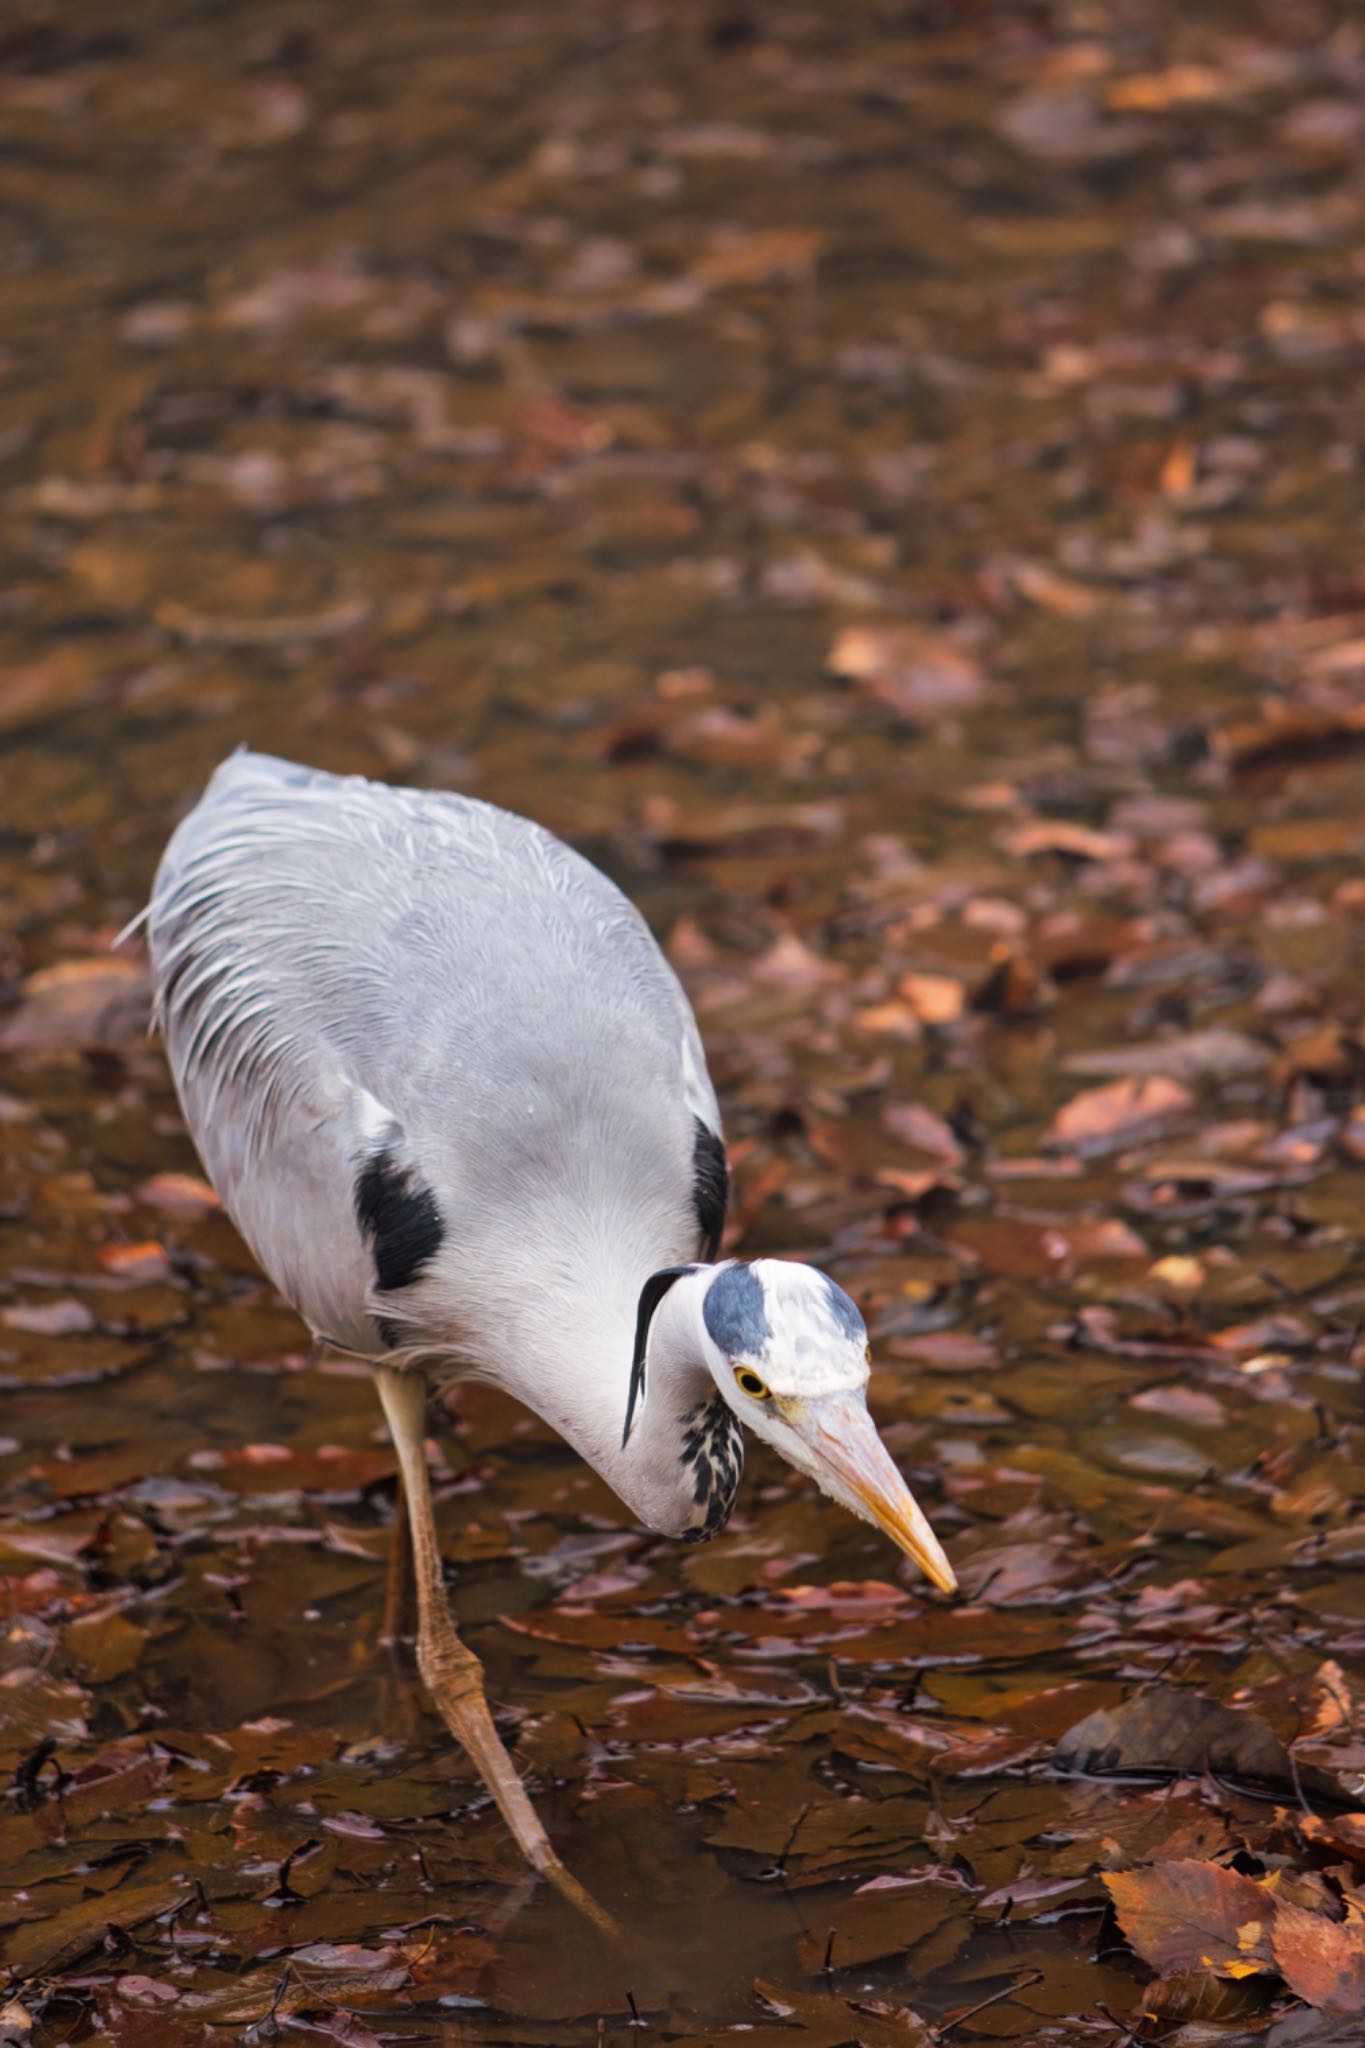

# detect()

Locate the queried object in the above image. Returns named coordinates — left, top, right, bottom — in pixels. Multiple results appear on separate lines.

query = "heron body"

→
left=146, top=750, right=954, bottom=1921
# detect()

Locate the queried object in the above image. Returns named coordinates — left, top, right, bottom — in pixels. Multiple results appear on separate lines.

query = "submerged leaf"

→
left=1054, top=1685, right=1334, bottom=1797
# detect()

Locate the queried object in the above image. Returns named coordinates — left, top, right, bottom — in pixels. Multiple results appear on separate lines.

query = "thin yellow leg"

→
left=380, top=1466, right=412, bottom=1646
left=375, top=1365, right=618, bottom=1937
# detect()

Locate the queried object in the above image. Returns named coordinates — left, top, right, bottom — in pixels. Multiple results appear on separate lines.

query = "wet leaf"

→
left=1273, top=1899, right=1365, bottom=2014
left=1063, top=1029, right=1268, bottom=1082
left=826, top=624, right=986, bottom=721
left=64, top=1607, right=147, bottom=1683
left=795, top=1872, right=970, bottom=1972
left=1047, top=1075, right=1194, bottom=1151
left=0, top=958, right=149, bottom=1050
left=1054, top=1686, right=1339, bottom=1798
left=7, top=0, right=1365, bottom=2036
left=5, top=1875, right=190, bottom=1978
left=1104, top=1860, right=1276, bottom=1978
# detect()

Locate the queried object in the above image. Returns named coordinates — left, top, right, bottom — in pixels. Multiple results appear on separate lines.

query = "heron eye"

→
left=865, top=1343, right=872, bottom=1366
left=734, top=1367, right=769, bottom=1399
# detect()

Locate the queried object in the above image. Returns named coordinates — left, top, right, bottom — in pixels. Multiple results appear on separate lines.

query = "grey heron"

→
left=144, top=749, right=956, bottom=1925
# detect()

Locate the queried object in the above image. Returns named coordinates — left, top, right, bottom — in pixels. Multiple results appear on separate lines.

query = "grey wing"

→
left=147, top=750, right=723, bottom=1359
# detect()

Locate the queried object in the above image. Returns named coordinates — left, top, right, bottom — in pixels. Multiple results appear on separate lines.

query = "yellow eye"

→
left=734, top=1367, right=769, bottom=1399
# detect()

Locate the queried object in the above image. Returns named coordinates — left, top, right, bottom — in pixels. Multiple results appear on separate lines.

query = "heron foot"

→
left=376, top=1364, right=620, bottom=1940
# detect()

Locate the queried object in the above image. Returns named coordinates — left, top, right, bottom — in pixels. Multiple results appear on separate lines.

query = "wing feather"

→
left=148, top=751, right=721, bottom=1364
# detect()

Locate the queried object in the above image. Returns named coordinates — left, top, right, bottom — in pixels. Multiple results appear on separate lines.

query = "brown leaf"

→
left=882, top=1100, right=965, bottom=1165
left=1055, top=1685, right=1340, bottom=1798
left=1103, top=1860, right=1275, bottom=1978
left=751, top=1979, right=930, bottom=2048
left=1004, top=819, right=1132, bottom=863
left=826, top=624, right=986, bottom=721
left=898, top=973, right=965, bottom=1025
left=1272, top=1898, right=1365, bottom=2015
left=137, top=1171, right=221, bottom=1214
left=1135, top=1969, right=1269, bottom=2026
left=5, top=1875, right=189, bottom=1978
left=1, top=1300, right=96, bottom=1337
left=96, top=1241, right=172, bottom=1283
left=64, top=1608, right=148, bottom=1684
left=1005, top=557, right=1103, bottom=616
left=1299, top=1812, right=1365, bottom=1862
left=0, top=957, right=149, bottom=1051
left=690, top=227, right=823, bottom=291
left=1062, top=1029, right=1268, bottom=1083
left=795, top=1872, right=969, bottom=1973
left=1047, top=1075, right=1193, bottom=1152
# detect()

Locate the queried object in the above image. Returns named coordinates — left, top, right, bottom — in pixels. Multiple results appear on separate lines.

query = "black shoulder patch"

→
left=623, top=1264, right=695, bottom=1448
left=355, top=1150, right=443, bottom=1295
left=692, top=1117, right=728, bottom=1261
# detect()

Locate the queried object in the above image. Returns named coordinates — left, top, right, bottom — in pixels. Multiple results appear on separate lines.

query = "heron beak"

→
left=785, top=1390, right=958, bottom=1594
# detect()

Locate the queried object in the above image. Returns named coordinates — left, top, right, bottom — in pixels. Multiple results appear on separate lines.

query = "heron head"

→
left=697, top=1259, right=957, bottom=1594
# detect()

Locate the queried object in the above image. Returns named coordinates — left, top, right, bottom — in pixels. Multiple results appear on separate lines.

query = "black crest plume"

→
left=623, top=1265, right=696, bottom=1447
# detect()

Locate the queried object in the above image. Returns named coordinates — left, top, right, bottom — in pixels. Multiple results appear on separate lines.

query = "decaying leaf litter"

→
left=2, top=0, right=1365, bottom=2039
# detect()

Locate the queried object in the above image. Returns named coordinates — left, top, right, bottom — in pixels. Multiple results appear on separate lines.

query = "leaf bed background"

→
left=3, top=0, right=1365, bottom=2040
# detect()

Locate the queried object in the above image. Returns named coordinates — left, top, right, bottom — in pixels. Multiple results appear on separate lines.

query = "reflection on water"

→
left=3, top=0, right=1365, bottom=2039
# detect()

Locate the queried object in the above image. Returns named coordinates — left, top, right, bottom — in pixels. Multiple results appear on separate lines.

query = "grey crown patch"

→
left=702, top=1262, right=770, bottom=1359
left=823, top=1275, right=866, bottom=1344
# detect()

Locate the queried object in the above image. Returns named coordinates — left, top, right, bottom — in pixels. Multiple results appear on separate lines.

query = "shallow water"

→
left=3, top=1, right=1365, bottom=2041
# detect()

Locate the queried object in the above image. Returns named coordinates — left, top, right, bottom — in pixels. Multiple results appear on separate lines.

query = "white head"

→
left=624, top=1258, right=957, bottom=1592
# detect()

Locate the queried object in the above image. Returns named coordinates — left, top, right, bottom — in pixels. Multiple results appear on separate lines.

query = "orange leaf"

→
left=138, top=1171, right=221, bottom=1214
left=97, top=1240, right=171, bottom=1282
left=1104, top=1862, right=1276, bottom=1978
left=898, top=973, right=966, bottom=1025
left=1272, top=1898, right=1365, bottom=2016
left=1048, top=1075, right=1193, bottom=1151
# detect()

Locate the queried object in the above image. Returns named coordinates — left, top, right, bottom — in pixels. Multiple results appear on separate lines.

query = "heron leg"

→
left=380, top=1465, right=412, bottom=1646
left=374, top=1365, right=617, bottom=1936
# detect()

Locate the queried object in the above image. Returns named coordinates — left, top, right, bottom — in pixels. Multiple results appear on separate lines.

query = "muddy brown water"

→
left=3, top=2, right=1365, bottom=2041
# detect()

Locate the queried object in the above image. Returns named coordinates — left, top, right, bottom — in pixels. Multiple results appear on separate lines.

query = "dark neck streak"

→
left=676, top=1396, right=745, bottom=1542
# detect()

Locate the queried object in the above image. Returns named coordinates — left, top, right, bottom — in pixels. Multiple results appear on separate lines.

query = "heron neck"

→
left=494, top=1267, right=741, bottom=1541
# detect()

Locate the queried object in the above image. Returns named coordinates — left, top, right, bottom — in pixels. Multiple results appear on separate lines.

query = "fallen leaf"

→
left=1005, top=557, right=1103, bottom=615
left=0, top=958, right=149, bottom=1050
left=690, top=227, right=824, bottom=290
left=1272, top=1898, right=1365, bottom=2015
left=1, top=1300, right=96, bottom=1336
left=1160, top=438, right=1196, bottom=497
left=65, top=1608, right=148, bottom=1683
left=1062, top=1030, right=1267, bottom=1082
left=898, top=973, right=965, bottom=1025
left=5, top=1875, right=189, bottom=1978
left=1147, top=1255, right=1206, bottom=1290
left=1055, top=1686, right=1338, bottom=1798
left=883, top=1100, right=965, bottom=1164
left=1004, top=820, right=1132, bottom=863
left=795, top=1872, right=969, bottom=1973
left=826, top=624, right=986, bottom=721
left=137, top=1171, right=221, bottom=1213
left=1103, top=1861, right=1276, bottom=1978
left=1047, top=1075, right=1193, bottom=1152
left=96, top=1241, right=172, bottom=1282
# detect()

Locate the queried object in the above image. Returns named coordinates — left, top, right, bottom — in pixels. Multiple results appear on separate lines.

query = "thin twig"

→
left=931, top=1968, right=1044, bottom=2040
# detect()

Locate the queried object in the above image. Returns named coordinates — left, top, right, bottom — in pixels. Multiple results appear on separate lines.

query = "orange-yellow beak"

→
left=785, top=1389, right=957, bottom=1594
